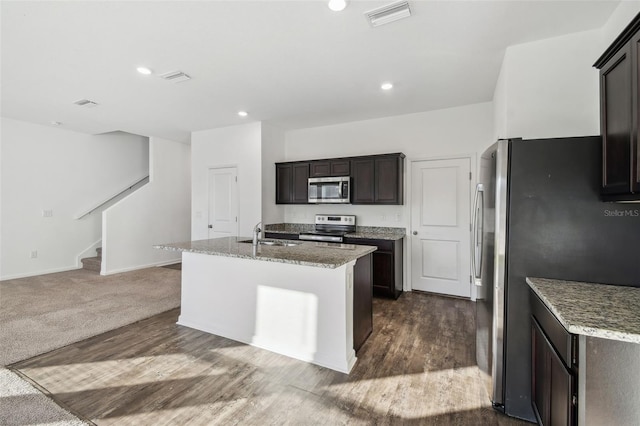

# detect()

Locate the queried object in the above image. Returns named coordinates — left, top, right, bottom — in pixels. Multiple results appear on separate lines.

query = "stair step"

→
left=96, top=247, right=102, bottom=259
left=81, top=256, right=102, bottom=272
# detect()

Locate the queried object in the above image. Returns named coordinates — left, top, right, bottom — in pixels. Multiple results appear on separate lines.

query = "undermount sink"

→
left=238, top=239, right=301, bottom=247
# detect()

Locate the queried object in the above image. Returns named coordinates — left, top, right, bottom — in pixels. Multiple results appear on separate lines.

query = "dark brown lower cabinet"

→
left=531, top=317, right=576, bottom=426
left=343, top=237, right=403, bottom=299
left=353, top=253, right=372, bottom=353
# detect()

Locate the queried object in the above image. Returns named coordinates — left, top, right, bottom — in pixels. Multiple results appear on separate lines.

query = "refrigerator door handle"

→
left=472, top=183, right=484, bottom=284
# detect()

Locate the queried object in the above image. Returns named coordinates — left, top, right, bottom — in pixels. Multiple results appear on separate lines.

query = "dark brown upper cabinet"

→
left=276, top=152, right=404, bottom=205
left=275, top=162, right=309, bottom=204
left=351, top=158, right=376, bottom=203
left=352, top=153, right=405, bottom=205
left=309, top=159, right=350, bottom=177
left=594, top=13, right=640, bottom=201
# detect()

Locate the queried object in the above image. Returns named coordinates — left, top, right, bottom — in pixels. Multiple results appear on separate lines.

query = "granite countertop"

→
left=264, top=223, right=405, bottom=241
left=155, top=237, right=377, bottom=269
left=526, top=277, right=640, bottom=344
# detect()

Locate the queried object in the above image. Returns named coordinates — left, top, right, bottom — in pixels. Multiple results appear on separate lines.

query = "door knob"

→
left=413, top=231, right=418, bottom=235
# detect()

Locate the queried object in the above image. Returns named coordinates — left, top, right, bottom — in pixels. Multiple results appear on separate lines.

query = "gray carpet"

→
left=0, top=267, right=181, bottom=366
left=0, top=368, right=90, bottom=426
left=0, top=266, right=181, bottom=425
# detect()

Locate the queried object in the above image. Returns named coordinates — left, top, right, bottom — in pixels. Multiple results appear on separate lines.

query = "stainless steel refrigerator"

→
left=474, top=136, right=640, bottom=422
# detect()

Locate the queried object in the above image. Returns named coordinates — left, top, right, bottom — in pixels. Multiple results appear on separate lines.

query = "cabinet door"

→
left=292, top=163, right=310, bottom=203
left=375, top=156, right=402, bottom=204
left=276, top=164, right=293, bottom=204
left=310, top=160, right=350, bottom=177
left=331, top=160, right=350, bottom=176
left=351, top=158, right=375, bottom=203
left=549, top=349, right=574, bottom=426
left=309, top=161, right=331, bottom=177
left=276, top=162, right=309, bottom=204
left=372, top=251, right=394, bottom=297
left=532, top=320, right=549, bottom=425
left=532, top=318, right=575, bottom=426
left=601, top=44, right=633, bottom=195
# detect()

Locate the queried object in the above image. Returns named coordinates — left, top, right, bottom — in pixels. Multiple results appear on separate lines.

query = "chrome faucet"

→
left=252, top=221, right=262, bottom=246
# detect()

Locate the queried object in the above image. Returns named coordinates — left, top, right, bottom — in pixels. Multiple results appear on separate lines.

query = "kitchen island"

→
left=264, top=223, right=406, bottom=298
left=156, top=237, right=376, bottom=373
left=527, top=277, right=640, bottom=425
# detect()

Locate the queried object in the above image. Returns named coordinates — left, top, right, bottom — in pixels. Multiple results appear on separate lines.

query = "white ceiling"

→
left=1, top=1, right=620, bottom=143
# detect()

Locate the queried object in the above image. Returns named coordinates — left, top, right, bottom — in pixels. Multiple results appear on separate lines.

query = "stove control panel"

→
left=315, top=214, right=355, bottom=225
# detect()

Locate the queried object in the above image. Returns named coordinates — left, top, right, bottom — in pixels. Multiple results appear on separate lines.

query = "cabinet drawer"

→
left=264, top=232, right=299, bottom=240
left=531, top=291, right=575, bottom=369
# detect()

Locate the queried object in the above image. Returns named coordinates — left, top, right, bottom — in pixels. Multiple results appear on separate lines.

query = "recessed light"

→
left=238, top=111, right=248, bottom=117
left=136, top=66, right=153, bottom=75
left=381, top=82, right=394, bottom=90
left=328, top=0, right=347, bottom=12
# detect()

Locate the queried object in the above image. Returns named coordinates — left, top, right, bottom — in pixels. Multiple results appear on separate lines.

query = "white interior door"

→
left=411, top=157, right=471, bottom=298
left=208, top=167, right=238, bottom=239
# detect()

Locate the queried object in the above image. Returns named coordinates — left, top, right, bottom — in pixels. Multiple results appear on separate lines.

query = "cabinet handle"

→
left=412, top=231, right=418, bottom=235
left=208, top=225, right=213, bottom=229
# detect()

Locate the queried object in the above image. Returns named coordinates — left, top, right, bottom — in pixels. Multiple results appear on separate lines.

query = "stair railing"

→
left=74, top=175, right=150, bottom=220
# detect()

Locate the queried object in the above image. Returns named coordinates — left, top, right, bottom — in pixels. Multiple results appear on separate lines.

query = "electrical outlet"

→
left=195, top=211, right=202, bottom=219
left=30, top=250, right=38, bottom=259
left=381, top=215, right=386, bottom=221
left=42, top=209, right=53, bottom=217
left=395, top=213, right=401, bottom=222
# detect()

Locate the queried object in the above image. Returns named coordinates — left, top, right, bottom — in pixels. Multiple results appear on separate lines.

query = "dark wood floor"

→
left=12, top=292, right=529, bottom=425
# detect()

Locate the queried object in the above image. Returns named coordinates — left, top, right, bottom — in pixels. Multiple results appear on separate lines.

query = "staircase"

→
left=81, top=247, right=102, bottom=273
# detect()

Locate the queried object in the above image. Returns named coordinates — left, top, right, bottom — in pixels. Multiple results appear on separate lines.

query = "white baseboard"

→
left=1, top=265, right=82, bottom=281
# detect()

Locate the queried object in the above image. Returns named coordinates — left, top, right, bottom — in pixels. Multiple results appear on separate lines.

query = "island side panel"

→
left=178, top=251, right=357, bottom=373
left=578, top=335, right=640, bottom=426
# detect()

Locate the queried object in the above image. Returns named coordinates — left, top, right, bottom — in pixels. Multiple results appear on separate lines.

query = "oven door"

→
left=308, top=177, right=350, bottom=204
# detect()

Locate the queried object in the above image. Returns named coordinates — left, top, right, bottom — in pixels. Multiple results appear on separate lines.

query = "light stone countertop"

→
left=264, top=223, right=405, bottom=241
left=155, top=237, right=377, bottom=269
left=526, top=277, right=640, bottom=344
left=344, top=230, right=405, bottom=241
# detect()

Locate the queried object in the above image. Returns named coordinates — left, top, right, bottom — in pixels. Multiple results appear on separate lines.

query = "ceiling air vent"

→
left=364, top=0, right=411, bottom=27
left=159, top=71, right=191, bottom=83
left=73, top=99, right=99, bottom=108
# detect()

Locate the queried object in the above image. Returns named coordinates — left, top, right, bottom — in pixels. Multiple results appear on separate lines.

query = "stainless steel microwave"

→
left=308, top=176, right=350, bottom=204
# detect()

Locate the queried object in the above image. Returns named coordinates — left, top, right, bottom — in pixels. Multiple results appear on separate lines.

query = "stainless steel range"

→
left=299, top=214, right=356, bottom=243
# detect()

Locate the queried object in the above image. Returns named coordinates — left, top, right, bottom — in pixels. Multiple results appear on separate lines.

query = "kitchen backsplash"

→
left=284, top=204, right=406, bottom=227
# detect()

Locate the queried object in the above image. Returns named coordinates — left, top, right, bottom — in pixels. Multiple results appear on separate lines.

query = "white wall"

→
left=261, top=123, right=286, bottom=225
left=494, top=29, right=602, bottom=140
left=493, top=3, right=640, bottom=140
left=102, top=137, right=190, bottom=274
left=284, top=102, right=494, bottom=227
left=493, top=56, right=508, bottom=141
left=601, top=2, right=640, bottom=47
left=0, top=117, right=149, bottom=279
left=191, top=122, right=263, bottom=240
